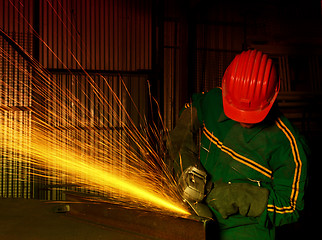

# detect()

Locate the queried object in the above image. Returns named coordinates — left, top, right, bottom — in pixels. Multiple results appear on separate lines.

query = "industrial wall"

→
left=0, top=0, right=152, bottom=200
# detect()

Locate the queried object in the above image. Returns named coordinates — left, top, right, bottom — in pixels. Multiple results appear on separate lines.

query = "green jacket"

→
left=170, top=88, right=308, bottom=240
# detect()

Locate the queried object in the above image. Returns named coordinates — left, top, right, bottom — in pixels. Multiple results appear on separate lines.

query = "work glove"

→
left=206, top=181, right=269, bottom=219
left=167, top=127, right=198, bottom=171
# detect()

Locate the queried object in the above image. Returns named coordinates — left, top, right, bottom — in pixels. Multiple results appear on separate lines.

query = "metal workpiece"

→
left=185, top=199, right=214, bottom=219
left=0, top=195, right=218, bottom=240
left=0, top=197, right=146, bottom=240
left=66, top=192, right=217, bottom=240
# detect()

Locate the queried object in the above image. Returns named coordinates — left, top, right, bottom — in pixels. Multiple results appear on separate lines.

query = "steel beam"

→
left=65, top=192, right=217, bottom=240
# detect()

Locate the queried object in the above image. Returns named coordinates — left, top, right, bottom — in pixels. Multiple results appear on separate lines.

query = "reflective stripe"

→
left=267, top=204, right=294, bottom=214
left=267, top=118, right=302, bottom=214
left=203, top=126, right=273, bottom=179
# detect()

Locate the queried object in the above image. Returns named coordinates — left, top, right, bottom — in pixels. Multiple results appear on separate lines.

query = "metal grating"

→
left=0, top=32, right=33, bottom=198
left=195, top=24, right=240, bottom=93
left=0, top=0, right=152, bottom=200
left=32, top=73, right=148, bottom=200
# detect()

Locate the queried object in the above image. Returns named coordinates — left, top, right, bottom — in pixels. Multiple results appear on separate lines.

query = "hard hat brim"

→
left=222, top=96, right=275, bottom=124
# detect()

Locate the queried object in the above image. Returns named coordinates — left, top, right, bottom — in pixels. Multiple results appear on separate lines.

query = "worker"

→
left=167, top=49, right=308, bottom=240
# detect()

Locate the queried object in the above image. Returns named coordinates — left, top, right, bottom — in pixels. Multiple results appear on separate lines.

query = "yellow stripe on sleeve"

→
left=267, top=118, right=302, bottom=214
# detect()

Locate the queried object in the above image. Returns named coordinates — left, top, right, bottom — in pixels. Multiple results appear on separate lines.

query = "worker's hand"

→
left=205, top=181, right=238, bottom=218
left=167, top=132, right=199, bottom=179
left=166, top=107, right=200, bottom=179
left=206, top=181, right=269, bottom=219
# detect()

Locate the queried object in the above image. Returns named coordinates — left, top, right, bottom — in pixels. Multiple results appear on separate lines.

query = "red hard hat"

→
left=222, top=49, right=280, bottom=124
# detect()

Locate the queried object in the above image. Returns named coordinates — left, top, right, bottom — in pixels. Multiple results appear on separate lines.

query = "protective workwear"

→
left=206, top=181, right=269, bottom=219
left=191, top=87, right=308, bottom=240
left=168, top=50, right=308, bottom=240
left=222, top=49, right=280, bottom=124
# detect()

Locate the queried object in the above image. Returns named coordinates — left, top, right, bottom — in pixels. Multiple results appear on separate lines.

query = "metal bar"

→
left=32, top=0, right=40, bottom=63
left=48, top=126, right=124, bottom=131
left=46, top=68, right=152, bottom=75
left=0, top=28, right=35, bottom=67
left=65, top=192, right=216, bottom=240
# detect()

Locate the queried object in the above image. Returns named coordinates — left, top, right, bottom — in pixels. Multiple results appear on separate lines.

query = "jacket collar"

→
left=218, top=112, right=230, bottom=122
left=241, top=123, right=267, bottom=143
left=218, top=112, right=268, bottom=143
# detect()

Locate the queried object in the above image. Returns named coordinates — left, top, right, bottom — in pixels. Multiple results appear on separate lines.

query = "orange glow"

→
left=0, top=95, right=190, bottom=216
left=0, top=0, right=190, bottom=217
left=0, top=46, right=190, bottom=217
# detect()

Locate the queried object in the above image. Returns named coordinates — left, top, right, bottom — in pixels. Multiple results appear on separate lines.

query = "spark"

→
left=0, top=1, right=191, bottom=217
left=1, top=119, right=189, bottom=216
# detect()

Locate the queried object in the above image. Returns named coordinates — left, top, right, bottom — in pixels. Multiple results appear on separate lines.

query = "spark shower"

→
left=0, top=0, right=190, bottom=217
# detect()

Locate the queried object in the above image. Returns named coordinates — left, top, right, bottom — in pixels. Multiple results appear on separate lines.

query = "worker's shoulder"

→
left=264, top=112, right=305, bottom=147
left=192, top=87, right=222, bottom=102
left=275, top=114, right=301, bottom=138
left=205, top=87, right=222, bottom=96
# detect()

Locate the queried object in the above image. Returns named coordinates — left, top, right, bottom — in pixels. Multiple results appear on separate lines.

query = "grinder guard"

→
left=178, top=166, right=213, bottom=219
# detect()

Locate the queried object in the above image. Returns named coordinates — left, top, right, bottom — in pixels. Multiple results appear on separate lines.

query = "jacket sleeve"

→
left=260, top=118, right=309, bottom=227
left=166, top=106, right=201, bottom=179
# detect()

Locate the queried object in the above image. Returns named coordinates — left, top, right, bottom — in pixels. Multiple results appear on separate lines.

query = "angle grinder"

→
left=178, top=166, right=213, bottom=219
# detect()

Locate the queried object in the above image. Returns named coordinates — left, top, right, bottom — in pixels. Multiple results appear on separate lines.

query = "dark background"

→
left=1, top=0, right=321, bottom=239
